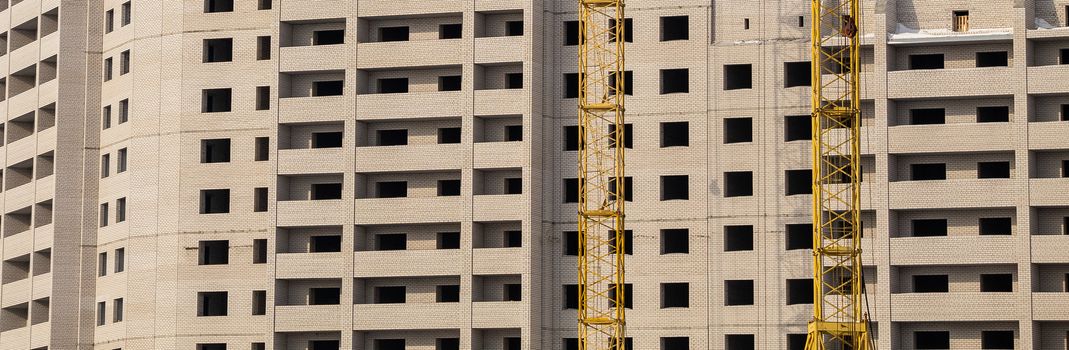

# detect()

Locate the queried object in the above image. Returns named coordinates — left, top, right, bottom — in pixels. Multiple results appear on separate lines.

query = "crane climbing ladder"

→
left=577, top=0, right=626, bottom=349
left=806, top=0, right=876, bottom=349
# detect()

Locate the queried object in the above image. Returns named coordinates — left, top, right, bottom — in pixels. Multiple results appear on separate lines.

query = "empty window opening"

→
left=662, top=337, right=689, bottom=350
left=374, top=286, right=405, bottom=303
left=978, top=161, right=1010, bottom=179
left=952, top=10, right=969, bottom=32
left=101, top=154, right=110, bottom=178
left=311, top=183, right=342, bottom=200
left=564, top=73, right=580, bottom=98
left=909, top=108, right=946, bottom=125
left=787, top=334, right=807, bottom=350
left=785, top=169, right=812, bottom=195
left=661, top=16, right=689, bottom=41
left=979, top=217, right=1012, bottom=235
left=798, top=15, right=805, bottom=27
left=726, top=335, right=755, bottom=350
left=608, top=123, right=632, bottom=149
left=563, top=125, right=581, bottom=151
left=438, top=127, right=461, bottom=144
left=202, top=88, right=232, bottom=113
left=744, top=18, right=751, bottom=30
left=98, top=252, right=108, bottom=276
left=977, top=106, right=1010, bottom=123
left=661, top=175, right=689, bottom=200
left=255, top=137, right=270, bottom=161
left=438, top=179, right=461, bottom=196
left=784, top=115, right=811, bottom=141
left=310, top=341, right=338, bottom=350
left=724, top=171, right=754, bottom=197
left=563, top=178, right=579, bottom=203
left=437, top=232, right=460, bottom=249
left=608, top=283, right=632, bottom=309
left=438, top=338, right=460, bottom=350
left=661, top=229, right=689, bottom=254
left=200, top=189, right=230, bottom=214
left=439, top=75, right=462, bottom=91
left=725, top=280, right=755, bottom=305
left=912, top=219, right=948, bottom=237
left=375, top=234, right=406, bottom=251
left=257, top=36, right=271, bottom=60
left=563, top=284, right=579, bottom=309
left=505, top=230, right=523, bottom=248
left=660, top=283, right=689, bottom=308
left=375, top=339, right=405, bottom=350
left=201, top=139, right=230, bottom=163
left=378, top=78, right=409, bottom=94
left=1061, top=48, right=1069, bottom=65
left=976, top=51, right=1008, bottom=67
left=909, top=54, right=944, bottom=70
left=724, top=117, right=753, bottom=144
left=114, top=248, right=125, bottom=273
left=910, top=163, right=947, bottom=180
left=914, top=331, right=950, bottom=349
left=505, top=178, right=523, bottom=194
left=313, top=30, right=344, bottom=45
left=436, top=285, right=460, bottom=302
left=506, top=73, right=523, bottom=89
left=504, top=283, right=522, bottom=301
left=981, top=331, right=1014, bottom=350
left=258, top=0, right=272, bottom=10
left=786, top=224, right=813, bottom=250
left=312, top=132, right=343, bottom=148
left=105, top=10, right=114, bottom=33
left=565, top=21, right=580, bottom=46
left=440, top=23, right=462, bottom=39
left=256, top=86, right=270, bottom=110
left=724, top=64, right=753, bottom=90
left=198, top=240, right=229, bottom=265
left=377, top=129, right=408, bottom=146
left=198, top=344, right=226, bottom=350
left=309, top=287, right=341, bottom=305
left=506, top=125, right=523, bottom=141
left=607, top=229, right=632, bottom=255
left=786, top=278, right=814, bottom=305
left=379, top=26, right=409, bottom=42
left=661, top=122, right=689, bottom=147
left=253, top=239, right=268, bottom=264
left=313, top=80, right=343, bottom=97
left=912, top=275, right=949, bottom=293
left=724, top=225, right=754, bottom=251
left=981, top=273, right=1013, bottom=292
left=103, top=105, right=112, bottom=129
left=660, top=69, right=689, bottom=94
left=204, top=0, right=233, bottom=13
left=197, top=292, right=228, bottom=316
left=115, top=198, right=127, bottom=222
left=1063, top=160, right=1069, bottom=177
left=609, top=18, right=633, bottom=42
left=506, top=21, right=524, bottom=36
left=202, top=38, right=233, bottom=63
left=310, top=235, right=341, bottom=253
left=784, top=61, right=812, bottom=87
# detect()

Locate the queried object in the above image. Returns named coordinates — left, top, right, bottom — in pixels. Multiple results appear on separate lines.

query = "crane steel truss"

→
left=577, top=0, right=626, bottom=349
left=805, top=0, right=875, bottom=349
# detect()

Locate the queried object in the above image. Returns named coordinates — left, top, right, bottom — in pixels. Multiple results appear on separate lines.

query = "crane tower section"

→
left=805, top=0, right=875, bottom=349
left=577, top=0, right=626, bottom=349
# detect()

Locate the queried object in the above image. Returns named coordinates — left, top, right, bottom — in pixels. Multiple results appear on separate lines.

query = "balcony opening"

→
left=377, top=129, right=408, bottom=146
left=607, top=229, right=631, bottom=255
left=563, top=231, right=579, bottom=256
left=204, top=0, right=233, bottom=13
left=201, top=88, right=232, bottom=113
left=313, top=30, right=344, bottom=45
left=976, top=51, right=1008, bottom=67
left=660, top=283, right=689, bottom=308
left=374, top=286, right=406, bottom=304
left=437, top=127, right=461, bottom=144
left=437, top=231, right=460, bottom=249
left=786, top=278, right=813, bottom=305
left=503, top=283, right=522, bottom=301
left=660, top=15, right=689, bottom=41
left=439, top=75, right=462, bottom=92
left=909, top=108, right=945, bottom=125
left=977, top=106, right=1010, bottom=123
left=724, top=171, right=754, bottom=197
left=310, top=341, right=339, bottom=350
left=563, top=284, right=579, bottom=309
left=784, top=61, right=811, bottom=87
left=309, top=287, right=341, bottom=305
left=661, top=337, right=689, bottom=350
left=564, top=21, right=580, bottom=46
left=310, top=235, right=342, bottom=252
left=661, top=229, right=689, bottom=254
left=436, top=285, right=460, bottom=302
left=661, top=121, right=689, bottom=147
left=32, top=249, right=50, bottom=276
left=255, top=137, right=270, bottom=161
left=312, top=132, right=343, bottom=148
left=563, top=178, right=580, bottom=203
left=201, top=139, right=231, bottom=163
left=506, top=125, right=523, bottom=141
left=3, top=255, right=29, bottom=283
left=607, top=124, right=632, bottom=149
left=724, top=117, right=753, bottom=143
left=911, top=219, right=948, bottom=237
left=253, top=239, right=268, bottom=263
left=980, top=273, right=1013, bottom=292
left=910, top=163, right=947, bottom=180
left=660, top=69, right=689, bottom=94
left=504, top=178, right=523, bottom=195
left=725, top=335, right=755, bottom=350
left=311, top=183, right=342, bottom=200
left=440, top=23, right=462, bottom=39
left=785, top=115, right=811, bottom=141
left=375, top=234, right=406, bottom=251
left=608, top=283, right=632, bottom=309
left=202, top=38, right=233, bottom=63
left=505, top=21, right=524, bottom=36
left=31, top=298, right=49, bottom=325
left=564, top=73, right=580, bottom=98
left=437, top=338, right=460, bottom=350
left=379, top=26, right=409, bottom=42
left=981, top=331, right=1014, bottom=350
left=724, top=225, right=754, bottom=251
left=912, top=275, right=949, bottom=293
left=438, top=179, right=461, bottom=196
left=978, top=161, right=1010, bottom=179
left=200, top=189, right=230, bottom=214
left=909, top=54, right=944, bottom=70
left=198, top=240, right=229, bottom=265
left=378, top=78, right=409, bottom=94
left=979, top=217, right=1012, bottom=235
left=313, top=81, right=344, bottom=97
left=952, top=10, right=969, bottom=32
left=257, top=36, right=271, bottom=60
left=725, top=280, right=754, bottom=305
left=660, top=175, right=689, bottom=200
left=914, top=331, right=950, bottom=349
left=197, top=291, right=228, bottom=316
left=609, top=18, right=633, bottom=42
left=375, top=339, right=404, bottom=350
left=785, top=169, right=812, bottom=195
left=724, top=64, right=753, bottom=90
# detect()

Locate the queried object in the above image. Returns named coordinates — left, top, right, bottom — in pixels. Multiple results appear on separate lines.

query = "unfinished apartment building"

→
left=0, top=0, right=1068, bottom=349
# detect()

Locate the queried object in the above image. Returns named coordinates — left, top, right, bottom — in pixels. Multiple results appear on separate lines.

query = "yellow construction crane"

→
left=577, top=0, right=626, bottom=349
left=805, top=0, right=875, bottom=349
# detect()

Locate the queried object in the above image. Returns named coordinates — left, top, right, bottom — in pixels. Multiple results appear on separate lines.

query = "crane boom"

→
left=805, top=0, right=875, bottom=349
left=577, top=0, right=626, bottom=349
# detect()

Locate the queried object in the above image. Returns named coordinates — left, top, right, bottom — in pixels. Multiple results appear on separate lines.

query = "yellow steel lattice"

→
left=805, top=0, right=875, bottom=349
left=577, top=0, right=625, bottom=349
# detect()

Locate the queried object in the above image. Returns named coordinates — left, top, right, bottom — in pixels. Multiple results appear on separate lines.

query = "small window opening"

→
left=723, top=117, right=753, bottom=144
left=377, top=129, right=408, bottom=146
left=725, top=280, right=755, bottom=305
left=912, top=219, right=948, bottom=237
left=724, top=171, right=754, bottom=197
left=724, top=225, right=754, bottom=251
left=724, top=64, right=753, bottom=90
